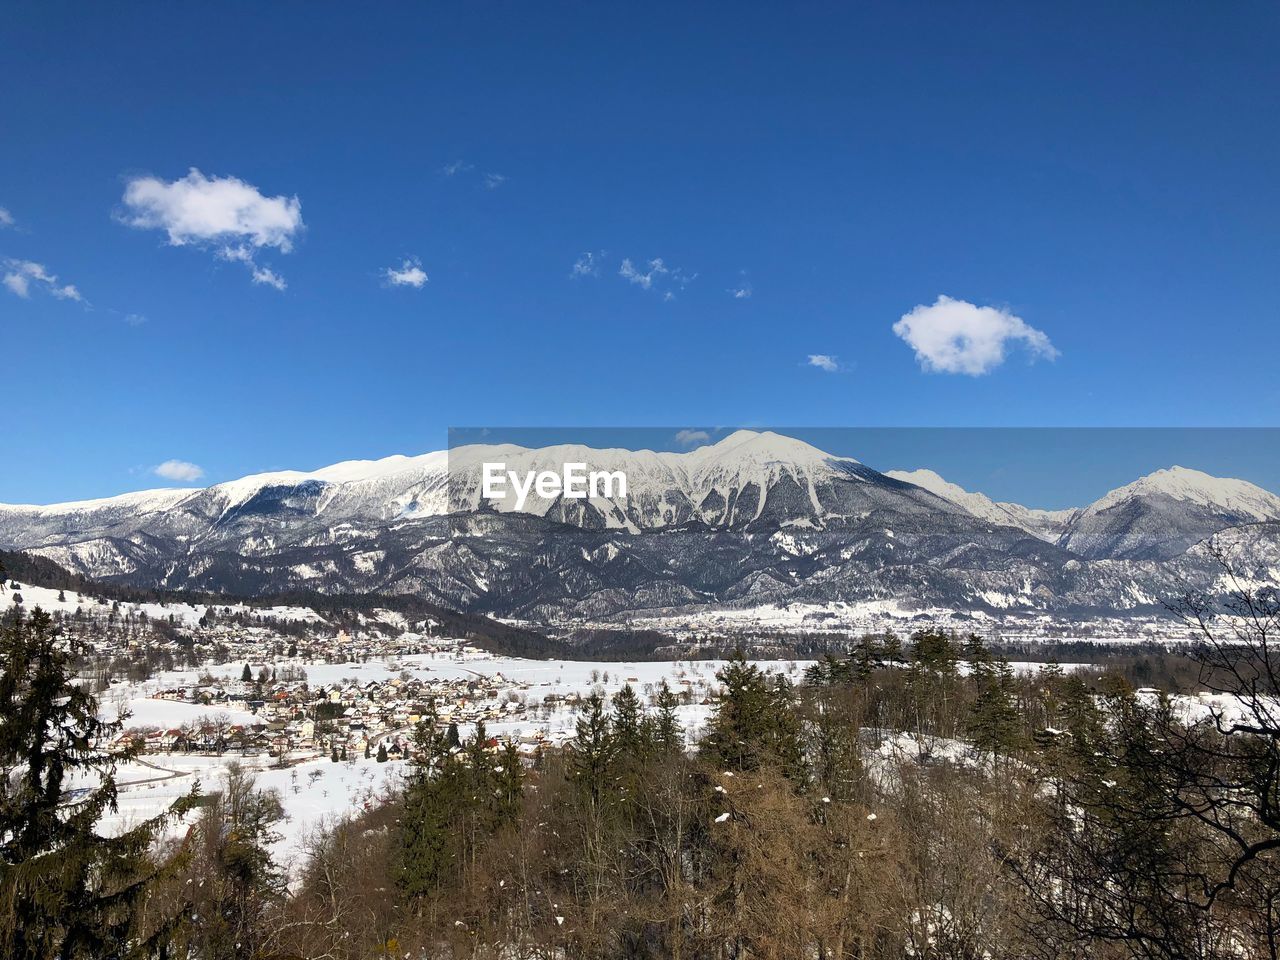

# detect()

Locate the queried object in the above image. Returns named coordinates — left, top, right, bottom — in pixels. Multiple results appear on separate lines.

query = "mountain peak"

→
left=1090, top=465, right=1280, bottom=520
left=695, top=430, right=857, bottom=465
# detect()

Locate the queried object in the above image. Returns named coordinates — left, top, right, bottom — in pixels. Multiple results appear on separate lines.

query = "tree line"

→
left=4, top=544, right=1280, bottom=958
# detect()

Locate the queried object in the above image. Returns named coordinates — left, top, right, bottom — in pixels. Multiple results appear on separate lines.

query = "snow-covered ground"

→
left=95, top=653, right=806, bottom=870
left=93, top=649, right=1088, bottom=871
left=8, top=582, right=324, bottom=626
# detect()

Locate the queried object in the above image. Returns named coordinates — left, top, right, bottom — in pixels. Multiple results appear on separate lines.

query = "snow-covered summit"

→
left=1084, top=466, right=1280, bottom=521
left=885, top=468, right=1075, bottom=540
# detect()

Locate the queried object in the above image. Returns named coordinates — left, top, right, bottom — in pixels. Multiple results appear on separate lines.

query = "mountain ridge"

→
left=3, top=431, right=1278, bottom=622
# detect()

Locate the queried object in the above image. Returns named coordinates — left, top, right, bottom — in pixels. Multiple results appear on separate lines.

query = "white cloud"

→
left=729, top=284, right=752, bottom=299
left=892, top=295, right=1058, bottom=376
left=441, top=161, right=473, bottom=177
left=153, top=459, right=205, bottom=482
left=620, top=257, right=668, bottom=290
left=121, top=168, right=302, bottom=289
left=219, top=244, right=287, bottom=290
left=483, top=172, right=506, bottom=190
left=0, top=207, right=14, bottom=228
left=384, top=258, right=428, bottom=288
left=807, top=354, right=839, bottom=372
left=570, top=252, right=601, bottom=278
left=2, top=259, right=83, bottom=302
left=675, top=429, right=711, bottom=447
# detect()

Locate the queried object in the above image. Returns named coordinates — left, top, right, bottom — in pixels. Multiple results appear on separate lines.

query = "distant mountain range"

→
left=3, top=430, right=1278, bottom=622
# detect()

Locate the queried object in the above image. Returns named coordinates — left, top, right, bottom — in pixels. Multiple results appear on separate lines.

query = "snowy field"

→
left=10, top=582, right=324, bottom=626
left=96, top=653, right=806, bottom=870
left=95, top=649, right=1091, bottom=872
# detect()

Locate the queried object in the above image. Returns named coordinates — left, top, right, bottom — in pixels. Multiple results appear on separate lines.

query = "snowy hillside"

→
left=884, top=468, right=1075, bottom=540
left=3, top=432, right=1279, bottom=622
left=1059, top=466, right=1280, bottom=560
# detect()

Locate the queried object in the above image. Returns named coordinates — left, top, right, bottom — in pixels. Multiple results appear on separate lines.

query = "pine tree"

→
left=652, top=680, right=684, bottom=753
left=0, top=607, right=196, bottom=958
left=376, top=742, right=388, bottom=763
left=567, top=693, right=617, bottom=807
left=611, top=683, right=647, bottom=760
left=969, top=657, right=1025, bottom=758
left=704, top=652, right=804, bottom=780
left=398, top=715, right=460, bottom=900
left=494, top=740, right=523, bottom=825
left=241, top=662, right=252, bottom=682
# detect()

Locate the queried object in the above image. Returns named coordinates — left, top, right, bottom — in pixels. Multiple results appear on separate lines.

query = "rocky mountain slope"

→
left=2, top=432, right=1276, bottom=622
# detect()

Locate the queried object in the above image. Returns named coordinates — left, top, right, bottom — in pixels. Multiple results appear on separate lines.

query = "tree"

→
left=178, top=763, right=284, bottom=960
left=567, top=693, right=617, bottom=808
left=1014, top=543, right=1280, bottom=957
left=397, top=716, right=459, bottom=901
left=241, top=662, right=252, bottom=683
left=376, top=742, right=388, bottom=763
left=0, top=607, right=196, bottom=958
left=611, top=683, right=647, bottom=762
left=703, top=652, right=804, bottom=780
left=967, top=638, right=1025, bottom=759
left=652, top=680, right=684, bottom=753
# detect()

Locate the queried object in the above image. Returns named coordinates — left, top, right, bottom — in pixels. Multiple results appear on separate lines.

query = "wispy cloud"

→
left=220, top=244, right=287, bottom=290
left=3, top=259, right=83, bottom=302
left=675, top=429, right=711, bottom=447
left=384, top=257, right=428, bottom=288
left=0, top=207, right=14, bottom=228
left=619, top=257, right=694, bottom=299
left=570, top=252, right=602, bottom=278
left=153, top=459, right=204, bottom=482
left=893, top=295, right=1058, bottom=376
left=120, top=168, right=303, bottom=290
left=728, top=270, right=752, bottom=299
left=620, top=257, right=667, bottom=290
left=441, top=161, right=506, bottom=191
left=806, top=354, right=840, bottom=372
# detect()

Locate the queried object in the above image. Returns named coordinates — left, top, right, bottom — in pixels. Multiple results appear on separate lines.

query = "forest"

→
left=3, top=565, right=1280, bottom=960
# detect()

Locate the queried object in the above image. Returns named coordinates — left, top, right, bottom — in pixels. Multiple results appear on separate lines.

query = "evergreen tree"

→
left=567, top=693, right=617, bottom=807
left=376, top=742, right=388, bottom=763
left=398, top=715, right=460, bottom=901
left=0, top=608, right=195, bottom=959
left=241, top=662, right=252, bottom=682
left=611, top=683, right=647, bottom=761
left=969, top=657, right=1025, bottom=758
left=494, top=740, right=524, bottom=825
left=703, top=652, right=804, bottom=780
left=652, top=680, right=684, bottom=753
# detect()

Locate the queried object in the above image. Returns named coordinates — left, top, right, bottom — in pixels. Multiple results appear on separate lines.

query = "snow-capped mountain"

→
left=1, top=432, right=1276, bottom=622
left=1057, top=466, right=1280, bottom=559
left=884, top=469, right=1076, bottom=540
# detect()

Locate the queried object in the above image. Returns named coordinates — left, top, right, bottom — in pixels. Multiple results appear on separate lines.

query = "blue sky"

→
left=3, top=2, right=1279, bottom=504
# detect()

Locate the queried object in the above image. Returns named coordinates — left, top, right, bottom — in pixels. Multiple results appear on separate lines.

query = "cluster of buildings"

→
left=122, top=661, right=539, bottom=763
